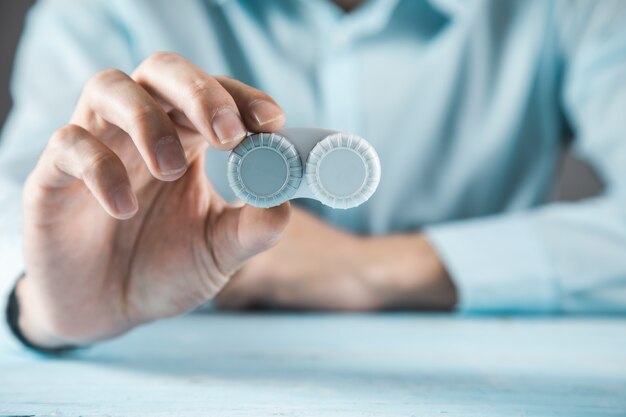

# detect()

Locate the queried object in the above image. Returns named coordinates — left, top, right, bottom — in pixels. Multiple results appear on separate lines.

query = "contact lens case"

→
left=227, top=128, right=380, bottom=209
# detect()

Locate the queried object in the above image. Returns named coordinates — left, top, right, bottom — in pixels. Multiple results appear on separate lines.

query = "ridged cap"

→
left=228, top=133, right=302, bottom=208
left=306, top=133, right=380, bottom=209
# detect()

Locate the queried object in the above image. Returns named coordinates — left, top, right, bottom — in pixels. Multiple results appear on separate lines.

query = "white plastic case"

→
left=227, top=128, right=381, bottom=209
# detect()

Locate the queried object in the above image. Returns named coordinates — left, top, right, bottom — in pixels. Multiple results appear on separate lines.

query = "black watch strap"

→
left=6, top=276, right=79, bottom=355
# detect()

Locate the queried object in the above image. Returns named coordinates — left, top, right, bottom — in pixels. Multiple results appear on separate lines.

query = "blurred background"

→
left=0, top=1, right=602, bottom=200
left=1, top=1, right=34, bottom=130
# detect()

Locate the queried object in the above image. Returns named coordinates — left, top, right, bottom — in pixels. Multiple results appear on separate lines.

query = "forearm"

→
left=360, top=234, right=457, bottom=311
left=425, top=196, right=626, bottom=314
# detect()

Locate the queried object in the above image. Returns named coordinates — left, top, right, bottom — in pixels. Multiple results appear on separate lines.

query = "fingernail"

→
left=249, top=100, right=285, bottom=126
left=112, top=185, right=137, bottom=216
left=212, top=108, right=247, bottom=144
left=155, top=136, right=187, bottom=176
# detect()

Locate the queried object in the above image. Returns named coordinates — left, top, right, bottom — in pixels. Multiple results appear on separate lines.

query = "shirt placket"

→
left=316, top=26, right=361, bottom=134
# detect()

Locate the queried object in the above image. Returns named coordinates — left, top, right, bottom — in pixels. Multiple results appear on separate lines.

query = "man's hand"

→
left=217, top=208, right=457, bottom=311
left=19, top=53, right=291, bottom=348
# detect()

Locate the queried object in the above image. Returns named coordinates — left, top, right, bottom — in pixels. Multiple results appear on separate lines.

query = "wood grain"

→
left=1, top=313, right=625, bottom=416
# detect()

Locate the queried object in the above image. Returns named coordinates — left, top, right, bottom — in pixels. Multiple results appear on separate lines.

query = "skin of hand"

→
left=18, top=52, right=292, bottom=348
left=217, top=207, right=457, bottom=311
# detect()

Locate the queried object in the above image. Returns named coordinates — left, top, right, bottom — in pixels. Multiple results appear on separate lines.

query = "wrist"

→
left=12, top=276, right=78, bottom=351
left=362, top=234, right=457, bottom=310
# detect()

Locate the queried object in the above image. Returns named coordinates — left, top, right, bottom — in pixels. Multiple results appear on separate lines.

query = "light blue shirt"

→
left=1, top=0, right=626, bottom=341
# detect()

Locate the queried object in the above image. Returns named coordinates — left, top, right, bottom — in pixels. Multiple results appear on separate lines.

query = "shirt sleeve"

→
left=0, top=0, right=134, bottom=350
left=425, top=0, right=626, bottom=314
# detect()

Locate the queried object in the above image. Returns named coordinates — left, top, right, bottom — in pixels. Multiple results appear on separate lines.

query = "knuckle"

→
left=82, top=152, right=125, bottom=191
left=87, top=68, right=128, bottom=90
left=143, top=51, right=182, bottom=67
left=87, top=152, right=119, bottom=176
left=49, top=125, right=73, bottom=143
left=82, top=153, right=121, bottom=186
left=127, top=102, right=158, bottom=124
left=185, top=78, right=220, bottom=102
left=184, top=82, right=232, bottom=122
left=48, top=125, right=82, bottom=152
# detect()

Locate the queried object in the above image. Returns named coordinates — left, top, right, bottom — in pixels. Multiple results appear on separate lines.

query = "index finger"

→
left=133, top=52, right=248, bottom=150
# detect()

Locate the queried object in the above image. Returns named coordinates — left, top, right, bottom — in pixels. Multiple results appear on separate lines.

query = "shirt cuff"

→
left=425, top=213, right=562, bottom=314
left=0, top=187, right=28, bottom=352
left=0, top=234, right=27, bottom=352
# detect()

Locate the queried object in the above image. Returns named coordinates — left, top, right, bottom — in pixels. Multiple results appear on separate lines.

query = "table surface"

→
left=1, top=313, right=625, bottom=417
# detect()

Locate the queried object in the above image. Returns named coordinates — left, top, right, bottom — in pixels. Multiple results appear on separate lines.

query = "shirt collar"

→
left=205, top=0, right=465, bottom=40
left=205, top=0, right=466, bottom=17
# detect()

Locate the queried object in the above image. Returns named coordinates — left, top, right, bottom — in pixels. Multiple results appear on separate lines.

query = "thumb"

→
left=210, top=202, right=291, bottom=276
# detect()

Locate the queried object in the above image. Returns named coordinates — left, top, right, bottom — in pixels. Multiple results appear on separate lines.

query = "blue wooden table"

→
left=1, top=313, right=625, bottom=416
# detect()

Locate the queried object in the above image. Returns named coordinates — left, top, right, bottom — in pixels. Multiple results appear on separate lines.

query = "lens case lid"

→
left=306, top=132, right=380, bottom=209
left=228, top=128, right=380, bottom=209
left=227, top=132, right=302, bottom=208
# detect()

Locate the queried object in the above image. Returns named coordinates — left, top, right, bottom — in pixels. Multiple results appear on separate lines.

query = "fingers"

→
left=29, top=124, right=138, bottom=220
left=133, top=53, right=244, bottom=149
left=40, top=56, right=286, bottom=220
left=133, top=52, right=285, bottom=150
left=69, top=54, right=286, bottom=185
left=72, top=68, right=188, bottom=181
left=216, top=76, right=286, bottom=132
left=210, top=202, right=291, bottom=277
